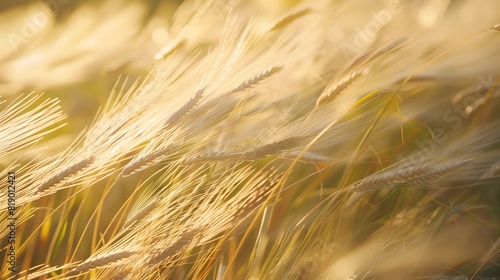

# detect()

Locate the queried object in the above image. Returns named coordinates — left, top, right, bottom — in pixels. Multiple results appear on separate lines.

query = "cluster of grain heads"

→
left=0, top=93, right=65, bottom=239
left=68, top=163, right=281, bottom=279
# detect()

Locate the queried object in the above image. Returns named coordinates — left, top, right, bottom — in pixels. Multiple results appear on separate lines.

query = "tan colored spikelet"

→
left=230, top=66, right=283, bottom=93
left=352, top=159, right=471, bottom=192
left=247, top=136, right=307, bottom=159
left=316, top=67, right=368, bottom=106
left=37, top=157, right=95, bottom=193
left=74, top=250, right=136, bottom=272
left=164, top=88, right=205, bottom=127
left=283, top=151, right=332, bottom=162
left=121, top=145, right=181, bottom=177
left=233, top=178, right=274, bottom=221
left=268, top=8, right=311, bottom=32
left=146, top=227, right=203, bottom=266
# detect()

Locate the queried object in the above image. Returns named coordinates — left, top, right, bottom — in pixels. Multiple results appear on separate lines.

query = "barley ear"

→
left=164, top=88, right=205, bottom=127
left=74, top=250, right=136, bottom=272
left=37, top=157, right=95, bottom=193
left=230, top=66, right=283, bottom=93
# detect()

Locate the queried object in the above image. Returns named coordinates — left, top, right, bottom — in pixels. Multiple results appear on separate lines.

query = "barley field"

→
left=0, top=0, right=499, bottom=279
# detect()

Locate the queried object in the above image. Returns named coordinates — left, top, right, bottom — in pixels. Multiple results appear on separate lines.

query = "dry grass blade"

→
left=37, top=157, right=95, bottom=193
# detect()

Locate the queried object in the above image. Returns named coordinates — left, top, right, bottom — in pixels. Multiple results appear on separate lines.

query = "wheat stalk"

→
left=246, top=136, right=308, bottom=159
left=352, top=158, right=471, bottom=192
left=229, top=65, right=283, bottom=93
left=74, top=250, right=136, bottom=272
left=316, top=67, right=368, bottom=106
left=122, top=197, right=161, bottom=228
left=37, top=157, right=95, bottom=193
left=164, top=88, right=205, bottom=127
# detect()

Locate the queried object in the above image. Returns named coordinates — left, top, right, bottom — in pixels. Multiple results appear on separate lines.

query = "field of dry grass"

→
left=0, top=0, right=499, bottom=279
